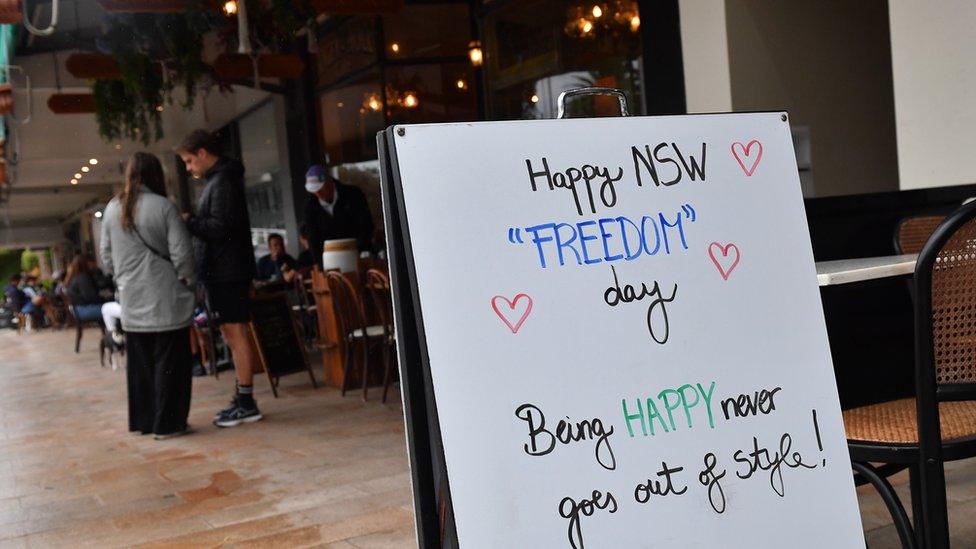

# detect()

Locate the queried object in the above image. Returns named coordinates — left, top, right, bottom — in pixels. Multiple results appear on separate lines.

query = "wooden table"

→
left=816, top=254, right=918, bottom=286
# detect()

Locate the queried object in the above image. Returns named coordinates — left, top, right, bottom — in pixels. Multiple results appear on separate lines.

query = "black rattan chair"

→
left=846, top=201, right=976, bottom=549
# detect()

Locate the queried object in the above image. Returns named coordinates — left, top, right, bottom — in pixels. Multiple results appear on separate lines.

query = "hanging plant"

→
left=90, top=1, right=316, bottom=144
left=91, top=11, right=214, bottom=143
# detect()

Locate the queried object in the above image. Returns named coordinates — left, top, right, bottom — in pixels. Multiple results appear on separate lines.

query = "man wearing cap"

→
left=303, top=165, right=375, bottom=268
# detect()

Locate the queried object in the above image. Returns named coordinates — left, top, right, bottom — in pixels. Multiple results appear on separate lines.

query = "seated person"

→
left=296, top=224, right=316, bottom=270
left=22, top=276, right=59, bottom=326
left=64, top=255, right=105, bottom=323
left=87, top=255, right=116, bottom=300
left=256, top=233, right=297, bottom=284
left=101, top=301, right=124, bottom=346
left=4, top=274, right=28, bottom=312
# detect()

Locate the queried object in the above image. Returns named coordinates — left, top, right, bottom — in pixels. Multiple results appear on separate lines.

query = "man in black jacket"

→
left=303, top=164, right=375, bottom=267
left=178, top=129, right=262, bottom=428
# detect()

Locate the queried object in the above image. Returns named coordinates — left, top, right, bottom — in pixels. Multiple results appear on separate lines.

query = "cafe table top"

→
left=816, top=254, right=918, bottom=286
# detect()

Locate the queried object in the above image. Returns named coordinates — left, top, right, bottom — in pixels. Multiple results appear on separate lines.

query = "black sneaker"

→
left=214, top=395, right=239, bottom=419
left=213, top=403, right=263, bottom=428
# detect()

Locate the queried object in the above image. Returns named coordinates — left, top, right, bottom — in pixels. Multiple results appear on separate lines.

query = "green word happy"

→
left=621, top=381, right=716, bottom=437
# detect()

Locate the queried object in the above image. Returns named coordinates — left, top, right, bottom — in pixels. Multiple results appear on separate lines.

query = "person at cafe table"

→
left=255, top=233, right=297, bottom=284
left=303, top=164, right=374, bottom=268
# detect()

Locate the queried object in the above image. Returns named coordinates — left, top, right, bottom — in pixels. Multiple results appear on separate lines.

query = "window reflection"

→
left=239, top=102, right=284, bottom=231
left=382, top=4, right=470, bottom=59
left=319, top=71, right=384, bottom=167
left=484, top=0, right=643, bottom=119
left=384, top=63, right=478, bottom=126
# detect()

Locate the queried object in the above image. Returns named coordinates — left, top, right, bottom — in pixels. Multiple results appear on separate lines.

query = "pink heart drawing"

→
left=708, top=242, right=741, bottom=281
left=731, top=139, right=763, bottom=176
left=491, top=293, right=533, bottom=334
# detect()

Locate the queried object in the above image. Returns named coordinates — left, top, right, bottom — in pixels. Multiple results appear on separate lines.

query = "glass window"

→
left=238, top=102, right=287, bottom=253
left=382, top=4, right=471, bottom=60
left=384, top=63, right=479, bottom=126
left=317, top=17, right=378, bottom=88
left=319, top=70, right=385, bottom=167
left=484, top=0, right=643, bottom=119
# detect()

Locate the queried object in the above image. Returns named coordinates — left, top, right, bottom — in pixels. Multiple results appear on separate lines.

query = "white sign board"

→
left=390, top=112, right=864, bottom=548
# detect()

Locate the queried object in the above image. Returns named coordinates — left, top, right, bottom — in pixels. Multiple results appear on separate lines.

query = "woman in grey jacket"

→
left=99, top=152, right=196, bottom=439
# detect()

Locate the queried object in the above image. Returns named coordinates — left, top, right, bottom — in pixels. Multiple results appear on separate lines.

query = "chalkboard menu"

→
left=249, top=291, right=317, bottom=397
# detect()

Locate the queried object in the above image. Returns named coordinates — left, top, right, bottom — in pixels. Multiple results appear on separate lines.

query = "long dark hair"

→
left=64, top=253, right=93, bottom=288
left=119, top=152, right=167, bottom=232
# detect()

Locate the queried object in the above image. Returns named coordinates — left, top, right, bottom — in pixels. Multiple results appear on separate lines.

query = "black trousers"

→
left=126, top=328, right=192, bottom=435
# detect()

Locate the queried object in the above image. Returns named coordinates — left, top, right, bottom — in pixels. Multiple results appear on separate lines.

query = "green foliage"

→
left=20, top=249, right=39, bottom=274
left=92, top=4, right=317, bottom=145
left=0, top=248, right=22, bottom=282
left=94, top=12, right=213, bottom=144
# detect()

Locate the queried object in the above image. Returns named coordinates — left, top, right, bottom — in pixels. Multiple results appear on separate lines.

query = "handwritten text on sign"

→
left=391, top=114, right=863, bottom=548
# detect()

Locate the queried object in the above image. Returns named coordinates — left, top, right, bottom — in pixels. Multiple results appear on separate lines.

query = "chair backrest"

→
left=325, top=270, right=366, bottom=339
left=365, top=268, right=393, bottom=335
left=896, top=215, right=946, bottom=255
left=916, top=207, right=976, bottom=392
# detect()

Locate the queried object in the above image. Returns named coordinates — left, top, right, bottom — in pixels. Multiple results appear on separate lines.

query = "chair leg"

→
left=909, top=465, right=926, bottom=547
left=852, top=462, right=917, bottom=549
left=99, top=340, right=106, bottom=368
left=340, top=341, right=352, bottom=397
left=361, top=339, right=370, bottom=402
left=381, top=342, right=392, bottom=404
left=75, top=323, right=82, bottom=353
left=917, top=459, right=950, bottom=549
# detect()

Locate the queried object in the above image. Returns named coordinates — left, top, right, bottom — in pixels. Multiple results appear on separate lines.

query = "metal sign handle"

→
left=556, top=86, right=630, bottom=119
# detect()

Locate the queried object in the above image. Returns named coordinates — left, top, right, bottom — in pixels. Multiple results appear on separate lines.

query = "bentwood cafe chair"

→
left=325, top=271, right=386, bottom=401
left=844, top=201, right=976, bottom=549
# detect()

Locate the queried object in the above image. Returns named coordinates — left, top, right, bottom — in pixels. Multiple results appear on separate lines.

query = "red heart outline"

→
left=731, top=139, right=763, bottom=176
left=708, top=242, right=741, bottom=281
left=491, top=293, right=533, bottom=334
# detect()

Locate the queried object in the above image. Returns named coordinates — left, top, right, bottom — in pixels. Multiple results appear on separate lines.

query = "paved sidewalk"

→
left=0, top=327, right=415, bottom=547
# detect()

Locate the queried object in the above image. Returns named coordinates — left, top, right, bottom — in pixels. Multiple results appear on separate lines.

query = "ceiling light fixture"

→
left=81, top=166, right=90, bottom=173
left=89, top=158, right=98, bottom=164
left=70, top=178, right=78, bottom=185
left=74, top=173, right=82, bottom=178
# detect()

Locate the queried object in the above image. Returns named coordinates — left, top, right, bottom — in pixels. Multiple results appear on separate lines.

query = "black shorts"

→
left=204, top=281, right=251, bottom=324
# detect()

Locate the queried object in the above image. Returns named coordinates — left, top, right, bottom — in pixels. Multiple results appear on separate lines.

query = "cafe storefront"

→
left=312, top=0, right=680, bottom=245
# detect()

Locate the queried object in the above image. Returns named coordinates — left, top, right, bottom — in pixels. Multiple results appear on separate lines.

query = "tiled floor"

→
left=0, top=328, right=415, bottom=547
left=3, top=327, right=976, bottom=547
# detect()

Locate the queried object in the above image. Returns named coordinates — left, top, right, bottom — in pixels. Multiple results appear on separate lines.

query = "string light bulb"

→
left=222, top=0, right=237, bottom=16
left=468, top=41, right=483, bottom=67
left=402, top=92, right=419, bottom=108
left=366, top=94, right=382, bottom=112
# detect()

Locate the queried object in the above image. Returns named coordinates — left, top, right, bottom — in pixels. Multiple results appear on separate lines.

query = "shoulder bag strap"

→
left=132, top=227, right=172, bottom=264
